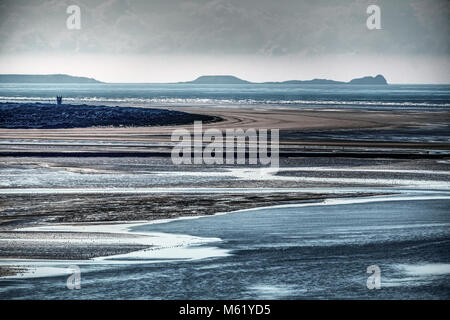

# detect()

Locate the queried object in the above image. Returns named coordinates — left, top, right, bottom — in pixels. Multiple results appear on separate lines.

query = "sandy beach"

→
left=1, top=106, right=448, bottom=141
left=2, top=0, right=450, bottom=301
left=0, top=105, right=449, bottom=278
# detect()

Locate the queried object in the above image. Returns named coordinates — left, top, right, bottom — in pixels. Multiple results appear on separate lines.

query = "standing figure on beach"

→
left=56, top=96, right=63, bottom=105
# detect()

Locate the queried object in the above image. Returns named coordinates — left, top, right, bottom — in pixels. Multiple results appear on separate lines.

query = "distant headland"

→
left=181, top=75, right=251, bottom=84
left=0, top=73, right=388, bottom=85
left=0, top=74, right=102, bottom=84
left=182, top=74, right=388, bottom=85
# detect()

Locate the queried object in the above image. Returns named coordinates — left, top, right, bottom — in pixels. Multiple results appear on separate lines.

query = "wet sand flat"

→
left=0, top=107, right=448, bottom=146
left=0, top=106, right=449, bottom=275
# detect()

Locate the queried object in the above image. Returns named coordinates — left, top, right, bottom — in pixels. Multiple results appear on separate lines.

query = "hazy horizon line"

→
left=1, top=73, right=449, bottom=85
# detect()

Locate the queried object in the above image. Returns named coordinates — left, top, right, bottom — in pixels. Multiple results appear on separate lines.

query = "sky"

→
left=0, top=0, right=449, bottom=83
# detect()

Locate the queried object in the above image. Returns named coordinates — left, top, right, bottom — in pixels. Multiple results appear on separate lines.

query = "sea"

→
left=0, top=194, right=449, bottom=299
left=0, top=83, right=449, bottom=110
left=0, top=83, right=449, bottom=299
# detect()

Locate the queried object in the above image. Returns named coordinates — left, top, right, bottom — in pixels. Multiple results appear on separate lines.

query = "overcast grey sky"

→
left=0, top=0, right=449, bottom=83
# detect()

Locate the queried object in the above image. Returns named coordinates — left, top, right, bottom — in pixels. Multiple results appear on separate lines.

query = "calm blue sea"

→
left=0, top=83, right=449, bottom=300
left=1, top=196, right=449, bottom=299
left=0, top=83, right=449, bottom=110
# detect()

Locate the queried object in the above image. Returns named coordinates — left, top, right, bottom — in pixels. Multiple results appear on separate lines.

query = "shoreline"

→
left=1, top=105, right=448, bottom=160
left=0, top=151, right=447, bottom=159
left=1, top=104, right=449, bottom=281
left=1, top=105, right=449, bottom=136
left=1, top=191, right=449, bottom=279
left=0, top=102, right=219, bottom=129
left=0, top=191, right=387, bottom=277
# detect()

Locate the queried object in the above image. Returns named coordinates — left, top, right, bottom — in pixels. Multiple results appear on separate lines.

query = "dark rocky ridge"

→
left=0, top=73, right=388, bottom=85
left=0, top=102, right=216, bottom=129
left=0, top=74, right=101, bottom=83
left=181, top=74, right=388, bottom=85
left=348, top=75, right=387, bottom=85
left=182, top=75, right=251, bottom=84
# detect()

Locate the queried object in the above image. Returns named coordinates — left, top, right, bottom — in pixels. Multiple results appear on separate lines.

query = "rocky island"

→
left=180, top=74, right=388, bottom=85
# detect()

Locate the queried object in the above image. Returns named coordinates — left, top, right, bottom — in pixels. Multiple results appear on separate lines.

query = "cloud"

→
left=0, top=0, right=448, bottom=56
left=0, top=0, right=448, bottom=83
